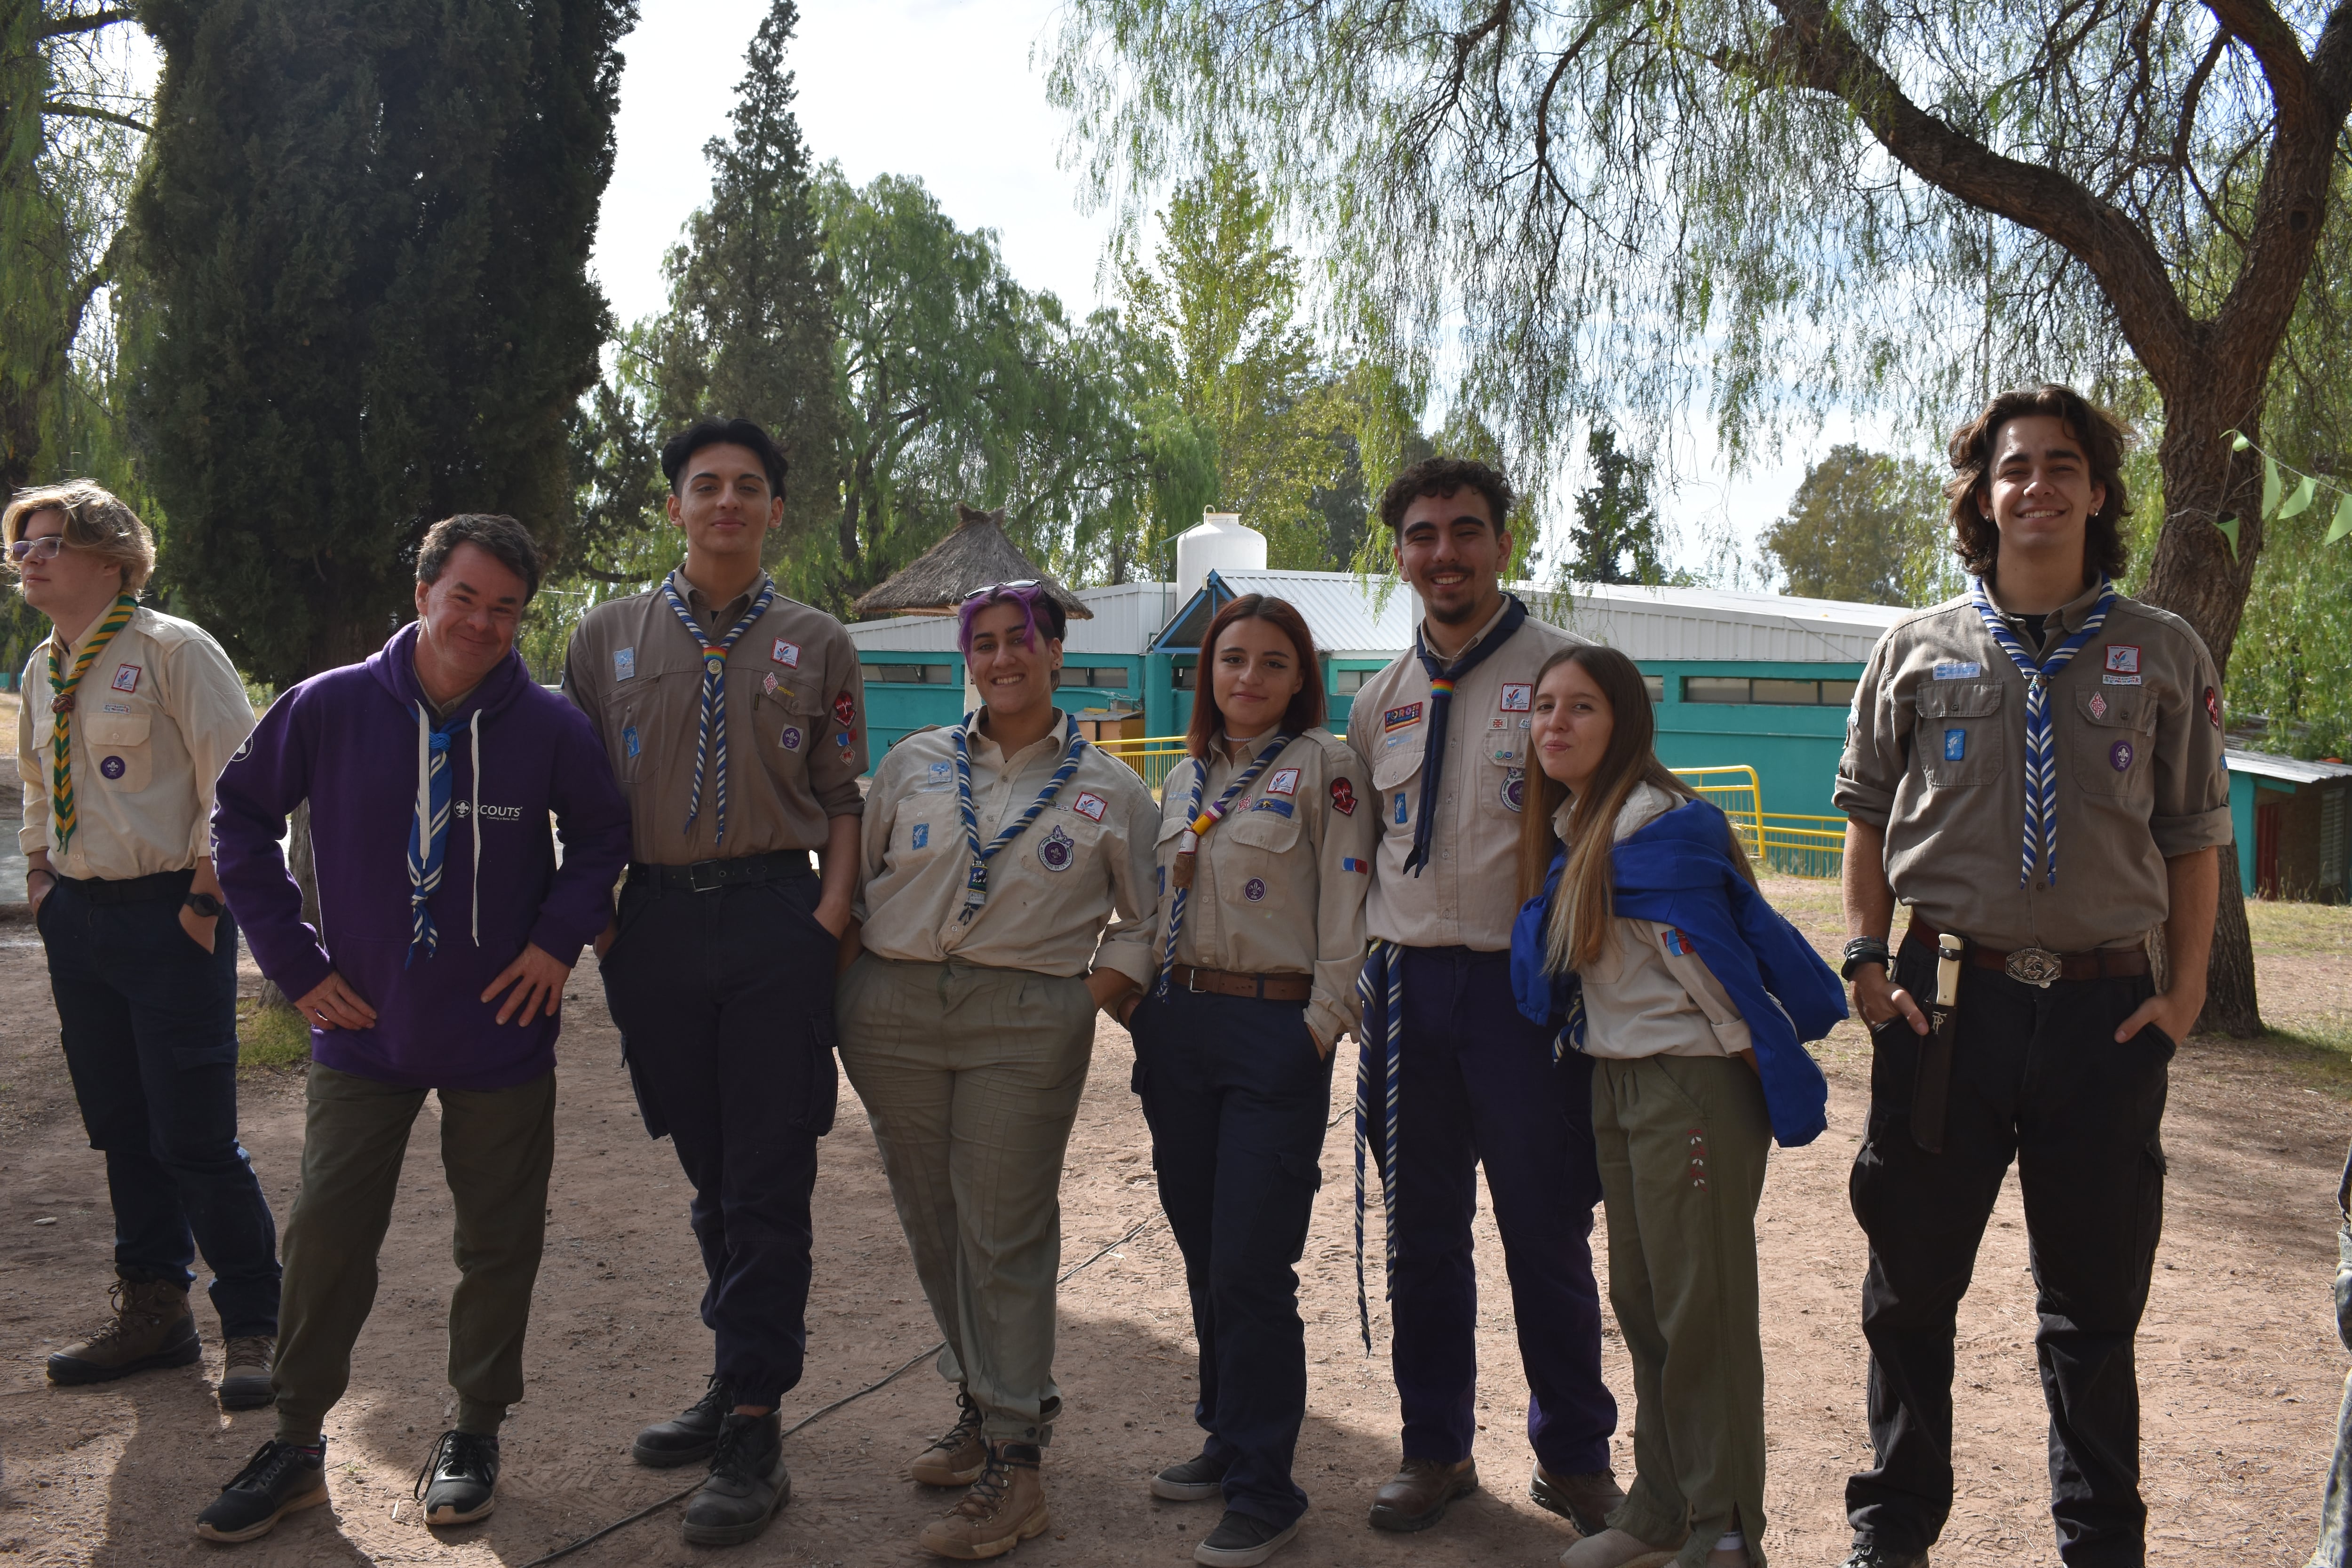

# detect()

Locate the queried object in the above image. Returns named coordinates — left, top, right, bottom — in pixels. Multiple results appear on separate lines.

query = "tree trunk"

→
left=2140, top=394, right=2268, bottom=1036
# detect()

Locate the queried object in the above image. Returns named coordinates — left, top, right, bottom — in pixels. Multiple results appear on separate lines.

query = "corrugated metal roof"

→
left=2225, top=748, right=2352, bottom=784
left=848, top=581, right=1179, bottom=656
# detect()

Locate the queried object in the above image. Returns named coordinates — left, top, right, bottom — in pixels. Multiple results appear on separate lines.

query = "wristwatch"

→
left=184, top=891, right=224, bottom=919
left=1839, top=937, right=1891, bottom=980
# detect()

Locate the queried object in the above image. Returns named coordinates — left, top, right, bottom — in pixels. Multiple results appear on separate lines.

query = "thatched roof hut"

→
left=851, top=505, right=1092, bottom=622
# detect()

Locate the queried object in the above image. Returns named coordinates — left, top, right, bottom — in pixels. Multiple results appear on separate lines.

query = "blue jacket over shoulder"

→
left=1509, top=798, right=1845, bottom=1147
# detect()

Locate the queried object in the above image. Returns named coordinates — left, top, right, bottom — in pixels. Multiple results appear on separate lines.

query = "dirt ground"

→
left=0, top=878, right=2347, bottom=1568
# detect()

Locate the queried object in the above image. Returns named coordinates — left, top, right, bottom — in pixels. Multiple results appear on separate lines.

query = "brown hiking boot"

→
left=1367, top=1456, right=1478, bottom=1532
left=911, top=1388, right=987, bottom=1487
left=918, top=1441, right=1050, bottom=1560
left=48, top=1278, right=200, bottom=1386
left=220, top=1335, right=277, bottom=1411
left=1531, top=1463, right=1628, bottom=1538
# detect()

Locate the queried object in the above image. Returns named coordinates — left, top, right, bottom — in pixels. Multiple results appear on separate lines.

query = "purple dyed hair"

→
left=955, top=581, right=1065, bottom=653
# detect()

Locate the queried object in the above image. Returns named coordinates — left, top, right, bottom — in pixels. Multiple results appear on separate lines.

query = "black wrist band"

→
left=183, top=891, right=223, bottom=919
left=1840, top=937, right=1891, bottom=981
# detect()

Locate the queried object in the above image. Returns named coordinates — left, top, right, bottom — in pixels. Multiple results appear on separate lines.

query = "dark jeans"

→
left=599, top=871, right=839, bottom=1409
left=2306, top=1144, right=2352, bottom=1568
left=37, top=873, right=279, bottom=1337
left=1373, top=944, right=1614, bottom=1475
left=1847, top=939, right=2169, bottom=1568
left=1132, top=986, right=1334, bottom=1529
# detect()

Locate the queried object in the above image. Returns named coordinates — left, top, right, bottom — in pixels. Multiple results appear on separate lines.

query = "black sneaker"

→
left=193, top=1439, right=330, bottom=1543
left=1842, top=1544, right=1931, bottom=1568
left=633, top=1373, right=731, bottom=1468
left=1195, top=1509, right=1302, bottom=1567
left=681, top=1410, right=789, bottom=1547
left=414, top=1429, right=499, bottom=1526
left=1152, top=1449, right=1231, bottom=1502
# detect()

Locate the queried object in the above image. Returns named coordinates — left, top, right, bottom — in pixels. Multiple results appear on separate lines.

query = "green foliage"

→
left=236, top=999, right=311, bottom=1073
left=1564, top=428, right=1663, bottom=586
left=2226, top=513, right=2352, bottom=760
left=1763, top=444, right=1956, bottom=606
left=130, top=0, right=634, bottom=684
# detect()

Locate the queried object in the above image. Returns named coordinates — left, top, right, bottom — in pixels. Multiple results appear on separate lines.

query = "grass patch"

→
left=236, top=998, right=311, bottom=1073
left=2246, top=896, right=2352, bottom=959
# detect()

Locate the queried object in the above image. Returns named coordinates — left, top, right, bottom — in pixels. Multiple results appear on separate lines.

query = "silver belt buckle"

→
left=2004, top=946, right=2063, bottom=988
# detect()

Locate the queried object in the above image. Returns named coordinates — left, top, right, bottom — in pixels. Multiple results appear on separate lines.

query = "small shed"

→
left=2225, top=748, right=2352, bottom=902
left=850, top=504, right=1090, bottom=624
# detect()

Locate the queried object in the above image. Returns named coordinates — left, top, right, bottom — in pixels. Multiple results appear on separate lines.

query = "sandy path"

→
left=0, top=885, right=2346, bottom=1567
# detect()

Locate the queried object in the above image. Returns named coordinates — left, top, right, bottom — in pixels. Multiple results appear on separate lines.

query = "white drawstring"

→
left=469, top=710, right=482, bottom=948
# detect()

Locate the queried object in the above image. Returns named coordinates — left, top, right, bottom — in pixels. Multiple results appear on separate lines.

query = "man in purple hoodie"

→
left=193, top=514, right=631, bottom=1544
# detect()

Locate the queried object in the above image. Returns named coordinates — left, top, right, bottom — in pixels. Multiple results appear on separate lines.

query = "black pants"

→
left=1132, top=986, right=1333, bottom=1529
left=38, top=873, right=280, bottom=1337
left=599, top=872, right=839, bottom=1408
left=1846, top=939, right=2170, bottom=1568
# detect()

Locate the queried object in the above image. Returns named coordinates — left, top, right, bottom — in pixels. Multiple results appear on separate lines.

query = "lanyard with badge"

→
left=1156, top=734, right=1295, bottom=997
left=951, top=710, right=1086, bottom=923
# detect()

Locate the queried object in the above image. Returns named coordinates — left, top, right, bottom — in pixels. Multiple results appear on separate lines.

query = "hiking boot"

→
left=48, top=1278, right=199, bottom=1386
left=193, top=1439, right=329, bottom=1543
left=919, top=1441, right=1050, bottom=1560
left=1531, top=1463, right=1628, bottom=1538
left=1195, top=1509, right=1302, bottom=1567
left=414, top=1429, right=499, bottom=1526
left=219, top=1335, right=276, bottom=1411
left=633, top=1373, right=731, bottom=1468
left=913, top=1387, right=987, bottom=1487
left=1839, top=1544, right=1929, bottom=1568
left=1367, top=1456, right=1477, bottom=1532
left=681, top=1410, right=790, bottom=1546
left=1152, top=1449, right=1231, bottom=1502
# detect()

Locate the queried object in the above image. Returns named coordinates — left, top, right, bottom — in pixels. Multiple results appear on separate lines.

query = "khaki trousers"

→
left=1591, top=1052, right=1772, bottom=1568
left=836, top=953, right=1095, bottom=1444
left=272, top=1063, right=556, bottom=1443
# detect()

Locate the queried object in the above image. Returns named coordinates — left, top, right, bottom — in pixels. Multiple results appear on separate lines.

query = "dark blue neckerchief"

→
left=1403, top=594, right=1529, bottom=876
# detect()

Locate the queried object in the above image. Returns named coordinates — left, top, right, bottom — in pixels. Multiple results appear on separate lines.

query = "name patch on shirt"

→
left=2105, top=644, right=2140, bottom=674
left=1267, top=768, right=1299, bottom=797
left=1252, top=797, right=1296, bottom=818
left=780, top=725, right=803, bottom=751
left=1932, top=661, right=1981, bottom=680
left=1660, top=926, right=1697, bottom=957
left=623, top=725, right=640, bottom=760
left=110, top=664, right=140, bottom=693
left=772, top=638, right=801, bottom=668
left=101, top=701, right=129, bottom=714
left=1943, top=728, right=1966, bottom=762
left=2101, top=673, right=2142, bottom=685
left=1499, top=682, right=1532, bottom=712
left=1071, top=790, right=1107, bottom=822
left=1383, top=702, right=1423, bottom=733
left=614, top=646, right=636, bottom=682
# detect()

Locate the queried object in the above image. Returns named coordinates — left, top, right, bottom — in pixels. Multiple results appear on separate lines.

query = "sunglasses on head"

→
left=961, top=580, right=1041, bottom=601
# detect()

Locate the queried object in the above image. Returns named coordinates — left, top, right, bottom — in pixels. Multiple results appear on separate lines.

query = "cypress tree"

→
left=129, top=0, right=635, bottom=684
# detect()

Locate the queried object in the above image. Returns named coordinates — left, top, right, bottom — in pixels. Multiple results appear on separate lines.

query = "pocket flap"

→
left=1917, top=682, right=2003, bottom=719
left=1226, top=808, right=1302, bottom=852
left=2075, top=689, right=2150, bottom=730
left=1370, top=746, right=1424, bottom=792
left=82, top=713, right=151, bottom=746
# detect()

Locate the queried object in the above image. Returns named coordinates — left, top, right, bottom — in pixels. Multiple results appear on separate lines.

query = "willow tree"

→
left=1049, top=0, right=2352, bottom=1034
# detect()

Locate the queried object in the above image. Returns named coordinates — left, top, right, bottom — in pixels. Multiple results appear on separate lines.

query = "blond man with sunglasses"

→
left=6, top=481, right=278, bottom=1413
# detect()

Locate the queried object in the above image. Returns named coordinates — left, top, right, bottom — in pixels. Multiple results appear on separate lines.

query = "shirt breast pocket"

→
left=1914, top=683, right=2003, bottom=787
left=755, top=684, right=827, bottom=769
left=2071, top=688, right=2156, bottom=798
left=1032, top=805, right=1107, bottom=879
left=1370, top=743, right=1424, bottom=834
left=897, top=791, right=960, bottom=862
left=80, top=712, right=153, bottom=792
left=1226, top=802, right=1304, bottom=858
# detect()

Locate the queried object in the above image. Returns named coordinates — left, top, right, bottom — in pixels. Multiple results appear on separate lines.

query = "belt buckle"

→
left=1186, top=966, right=1207, bottom=994
left=2004, top=946, right=2063, bottom=988
left=687, top=860, right=728, bottom=893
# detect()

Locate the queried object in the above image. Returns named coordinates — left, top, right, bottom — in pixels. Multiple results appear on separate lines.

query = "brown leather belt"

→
left=1903, top=918, right=2149, bottom=986
left=1168, top=963, right=1314, bottom=1003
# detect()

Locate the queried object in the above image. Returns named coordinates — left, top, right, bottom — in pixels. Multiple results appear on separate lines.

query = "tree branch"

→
left=2197, top=0, right=2318, bottom=131
left=41, top=100, right=152, bottom=135
left=35, top=7, right=135, bottom=40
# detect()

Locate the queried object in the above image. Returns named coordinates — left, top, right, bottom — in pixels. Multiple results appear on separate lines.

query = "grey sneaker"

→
left=414, top=1429, right=499, bottom=1526
left=219, top=1335, right=276, bottom=1411
left=1152, top=1450, right=1231, bottom=1502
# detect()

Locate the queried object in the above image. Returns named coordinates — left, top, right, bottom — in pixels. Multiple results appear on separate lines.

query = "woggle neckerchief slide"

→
left=949, top=709, right=1086, bottom=923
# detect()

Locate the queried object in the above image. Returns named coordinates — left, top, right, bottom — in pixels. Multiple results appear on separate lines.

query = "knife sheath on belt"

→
left=1909, top=932, right=1965, bottom=1154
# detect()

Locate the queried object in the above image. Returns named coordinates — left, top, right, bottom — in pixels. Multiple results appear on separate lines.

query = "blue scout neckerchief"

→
left=1508, top=798, right=1844, bottom=1146
left=1155, top=732, right=1296, bottom=998
left=1967, top=574, right=2117, bottom=887
left=1352, top=939, right=1404, bottom=1351
left=951, top=709, right=1086, bottom=923
left=659, top=569, right=777, bottom=846
left=407, top=703, right=481, bottom=964
left=1402, top=594, right=1529, bottom=876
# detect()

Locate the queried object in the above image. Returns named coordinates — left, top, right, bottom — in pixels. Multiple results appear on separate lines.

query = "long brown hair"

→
left=1515, top=644, right=1752, bottom=973
left=1185, top=594, right=1327, bottom=759
left=1944, top=384, right=2133, bottom=581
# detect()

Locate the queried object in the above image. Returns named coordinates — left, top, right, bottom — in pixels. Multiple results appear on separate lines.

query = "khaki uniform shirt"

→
left=1347, top=596, right=1591, bottom=952
left=16, top=606, right=255, bottom=880
left=1834, top=577, right=2233, bottom=953
left=563, top=571, right=865, bottom=862
left=855, top=715, right=1161, bottom=985
left=1152, top=727, right=1376, bottom=1047
left=1557, top=784, right=1749, bottom=1060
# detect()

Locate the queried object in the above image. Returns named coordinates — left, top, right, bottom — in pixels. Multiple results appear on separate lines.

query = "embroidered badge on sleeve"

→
left=1329, top=777, right=1358, bottom=816
left=1383, top=702, right=1423, bottom=733
left=833, top=691, right=856, bottom=729
left=2205, top=686, right=2222, bottom=728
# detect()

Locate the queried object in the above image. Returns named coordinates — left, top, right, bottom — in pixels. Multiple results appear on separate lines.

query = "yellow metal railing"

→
left=1091, top=734, right=1192, bottom=790
left=1671, top=765, right=1846, bottom=880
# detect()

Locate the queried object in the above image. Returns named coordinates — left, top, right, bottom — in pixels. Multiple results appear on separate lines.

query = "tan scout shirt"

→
left=16, top=606, right=255, bottom=881
left=1152, top=727, right=1377, bottom=1047
left=1347, top=596, right=1591, bottom=951
left=855, top=715, right=1161, bottom=985
left=563, top=571, right=865, bottom=863
left=1834, top=576, right=2233, bottom=954
left=1559, top=784, right=1750, bottom=1061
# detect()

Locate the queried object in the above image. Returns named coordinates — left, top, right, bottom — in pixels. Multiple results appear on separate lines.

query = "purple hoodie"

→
left=213, top=622, right=631, bottom=1090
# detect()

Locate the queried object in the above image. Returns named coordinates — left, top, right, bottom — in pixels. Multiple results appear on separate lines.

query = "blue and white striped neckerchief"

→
left=951, top=710, right=1086, bottom=923
left=406, top=703, right=480, bottom=965
left=1968, top=574, right=2116, bottom=888
left=1155, top=733, right=1295, bottom=999
left=1352, top=940, right=1404, bottom=1351
left=659, top=570, right=776, bottom=846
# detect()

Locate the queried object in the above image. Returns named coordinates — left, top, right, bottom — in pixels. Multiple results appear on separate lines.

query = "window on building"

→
left=1684, top=677, right=1754, bottom=704
left=1172, top=662, right=1198, bottom=691
left=1642, top=674, right=1664, bottom=703
left=861, top=662, right=956, bottom=684
left=1332, top=668, right=1373, bottom=693
left=1056, top=666, right=1131, bottom=689
left=1681, top=676, right=1851, bottom=705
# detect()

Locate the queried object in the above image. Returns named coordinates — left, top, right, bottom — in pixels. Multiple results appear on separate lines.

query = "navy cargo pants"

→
left=1372, top=944, right=1615, bottom=1476
left=1132, top=984, right=1335, bottom=1530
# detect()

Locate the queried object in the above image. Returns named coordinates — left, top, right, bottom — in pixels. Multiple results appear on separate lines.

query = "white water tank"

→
left=1176, top=511, right=1267, bottom=597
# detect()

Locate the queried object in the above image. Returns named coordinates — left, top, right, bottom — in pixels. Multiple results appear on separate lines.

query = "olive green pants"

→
left=272, top=1063, right=556, bottom=1444
left=1592, top=1052, right=1773, bottom=1568
left=835, top=953, right=1096, bottom=1445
